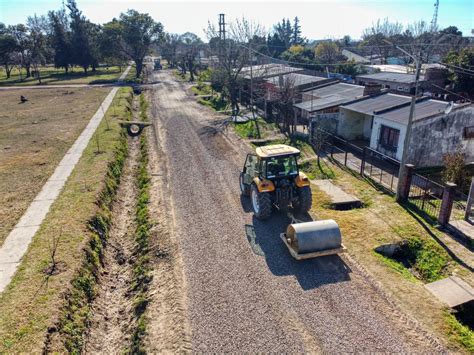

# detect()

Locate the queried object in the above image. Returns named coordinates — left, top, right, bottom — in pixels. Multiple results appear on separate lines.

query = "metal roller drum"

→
left=286, top=220, right=342, bottom=254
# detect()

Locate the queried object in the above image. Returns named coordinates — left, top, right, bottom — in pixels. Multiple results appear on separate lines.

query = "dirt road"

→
left=149, top=70, right=442, bottom=352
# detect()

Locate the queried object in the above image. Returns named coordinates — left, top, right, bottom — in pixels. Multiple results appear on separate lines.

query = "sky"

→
left=0, top=0, right=472, bottom=40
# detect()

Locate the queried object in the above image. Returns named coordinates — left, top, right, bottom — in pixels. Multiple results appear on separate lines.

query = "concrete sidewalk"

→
left=0, top=66, right=131, bottom=293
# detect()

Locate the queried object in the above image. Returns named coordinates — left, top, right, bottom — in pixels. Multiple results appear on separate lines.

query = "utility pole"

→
left=218, top=14, right=226, bottom=41
left=384, top=39, right=422, bottom=202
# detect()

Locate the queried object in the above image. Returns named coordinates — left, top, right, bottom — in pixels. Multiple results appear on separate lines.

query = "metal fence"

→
left=408, top=173, right=444, bottom=221
left=361, top=147, right=400, bottom=192
left=314, top=129, right=399, bottom=193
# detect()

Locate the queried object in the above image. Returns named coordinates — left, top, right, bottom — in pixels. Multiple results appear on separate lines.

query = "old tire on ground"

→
left=239, top=173, right=250, bottom=196
left=294, top=186, right=312, bottom=213
left=251, top=184, right=272, bottom=220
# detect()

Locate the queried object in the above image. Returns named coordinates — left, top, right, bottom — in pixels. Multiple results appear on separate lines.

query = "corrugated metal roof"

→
left=294, top=83, right=365, bottom=112
left=264, top=73, right=330, bottom=87
left=341, top=93, right=411, bottom=115
left=239, top=64, right=302, bottom=79
left=380, top=99, right=459, bottom=123
left=356, top=72, right=425, bottom=83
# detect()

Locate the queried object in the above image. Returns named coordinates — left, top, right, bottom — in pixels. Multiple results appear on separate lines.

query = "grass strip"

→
left=57, top=129, right=128, bottom=354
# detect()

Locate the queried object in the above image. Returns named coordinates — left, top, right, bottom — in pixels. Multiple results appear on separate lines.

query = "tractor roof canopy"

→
left=256, top=144, right=300, bottom=159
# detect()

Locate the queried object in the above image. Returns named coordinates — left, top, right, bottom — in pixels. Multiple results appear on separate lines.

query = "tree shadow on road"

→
left=241, top=197, right=352, bottom=290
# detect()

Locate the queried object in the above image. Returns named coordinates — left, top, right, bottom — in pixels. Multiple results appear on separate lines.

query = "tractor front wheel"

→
left=251, top=184, right=272, bottom=220
left=294, top=186, right=312, bottom=213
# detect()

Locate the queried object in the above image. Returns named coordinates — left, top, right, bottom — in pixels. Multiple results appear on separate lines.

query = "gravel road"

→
left=149, top=70, right=442, bottom=352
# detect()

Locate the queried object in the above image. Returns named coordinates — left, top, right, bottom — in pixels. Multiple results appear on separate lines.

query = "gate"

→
left=408, top=173, right=444, bottom=222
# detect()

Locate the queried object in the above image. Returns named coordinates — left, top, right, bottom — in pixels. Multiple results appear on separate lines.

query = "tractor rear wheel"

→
left=294, top=186, right=312, bottom=213
left=239, top=173, right=250, bottom=196
left=251, top=184, right=272, bottom=220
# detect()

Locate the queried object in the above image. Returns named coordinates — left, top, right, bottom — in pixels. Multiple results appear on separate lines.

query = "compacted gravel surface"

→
left=149, top=70, right=441, bottom=352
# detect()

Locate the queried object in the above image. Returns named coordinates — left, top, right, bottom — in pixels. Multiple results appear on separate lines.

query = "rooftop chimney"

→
left=363, top=82, right=382, bottom=97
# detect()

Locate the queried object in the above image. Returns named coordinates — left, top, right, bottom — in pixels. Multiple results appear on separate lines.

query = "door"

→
left=243, top=154, right=258, bottom=185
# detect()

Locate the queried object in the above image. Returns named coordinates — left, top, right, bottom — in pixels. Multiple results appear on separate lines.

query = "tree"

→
left=292, top=17, right=305, bottom=46
left=274, top=75, right=298, bottom=135
left=48, top=9, right=71, bottom=73
left=315, top=41, right=339, bottom=64
left=0, top=33, right=17, bottom=79
left=161, top=33, right=180, bottom=68
left=280, top=44, right=314, bottom=64
left=100, top=19, right=128, bottom=70
left=116, top=9, right=163, bottom=78
left=206, top=17, right=265, bottom=118
left=27, top=15, right=49, bottom=83
left=444, top=48, right=474, bottom=99
left=177, top=32, right=202, bottom=81
left=442, top=148, right=469, bottom=189
left=67, top=0, right=95, bottom=74
left=8, top=24, right=32, bottom=78
left=362, top=18, right=403, bottom=64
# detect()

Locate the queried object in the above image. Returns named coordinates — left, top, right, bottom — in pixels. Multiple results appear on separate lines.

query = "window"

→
left=379, top=125, right=400, bottom=152
left=264, top=156, right=298, bottom=178
left=464, top=126, right=474, bottom=139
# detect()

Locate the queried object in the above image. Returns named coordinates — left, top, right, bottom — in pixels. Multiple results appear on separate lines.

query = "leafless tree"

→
left=362, top=18, right=403, bottom=64
left=206, top=17, right=266, bottom=119
left=274, top=74, right=298, bottom=135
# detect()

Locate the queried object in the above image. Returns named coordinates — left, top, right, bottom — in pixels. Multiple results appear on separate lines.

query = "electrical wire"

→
left=426, top=82, right=472, bottom=103
left=439, top=62, right=474, bottom=74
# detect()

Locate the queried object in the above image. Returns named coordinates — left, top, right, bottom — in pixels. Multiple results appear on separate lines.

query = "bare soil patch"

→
left=0, top=87, right=109, bottom=245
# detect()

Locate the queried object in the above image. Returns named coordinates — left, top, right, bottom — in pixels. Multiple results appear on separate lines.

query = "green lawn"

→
left=0, top=65, right=126, bottom=86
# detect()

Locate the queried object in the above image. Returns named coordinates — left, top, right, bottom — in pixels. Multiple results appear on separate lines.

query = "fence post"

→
left=465, top=177, right=473, bottom=221
left=360, top=147, right=366, bottom=175
left=344, top=151, right=348, bottom=166
left=398, top=164, right=415, bottom=202
left=438, top=182, right=457, bottom=226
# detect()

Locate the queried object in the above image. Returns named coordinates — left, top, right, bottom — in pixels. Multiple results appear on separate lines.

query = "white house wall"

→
left=370, top=117, right=407, bottom=161
left=371, top=106, right=474, bottom=167
left=338, top=108, right=373, bottom=140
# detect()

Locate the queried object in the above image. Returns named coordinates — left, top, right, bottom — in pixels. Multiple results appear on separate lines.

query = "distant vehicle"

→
left=154, top=59, right=162, bottom=70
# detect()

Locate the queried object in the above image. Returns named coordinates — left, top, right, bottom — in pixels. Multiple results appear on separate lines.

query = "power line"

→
left=439, top=62, right=474, bottom=74
left=427, top=82, right=472, bottom=103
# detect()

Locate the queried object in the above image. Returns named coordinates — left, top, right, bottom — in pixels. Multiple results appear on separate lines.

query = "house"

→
left=338, top=93, right=412, bottom=141
left=369, top=100, right=473, bottom=167
left=294, top=82, right=366, bottom=126
left=355, top=72, right=427, bottom=95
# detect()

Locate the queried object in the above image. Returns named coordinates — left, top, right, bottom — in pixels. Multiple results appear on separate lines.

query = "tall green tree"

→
left=0, top=30, right=17, bottom=79
left=27, top=15, right=49, bottom=83
left=444, top=48, right=474, bottom=98
left=100, top=19, right=128, bottom=70
left=66, top=0, right=95, bottom=73
left=177, top=32, right=202, bottom=81
left=116, top=10, right=163, bottom=78
left=8, top=24, right=32, bottom=77
left=48, top=9, right=71, bottom=73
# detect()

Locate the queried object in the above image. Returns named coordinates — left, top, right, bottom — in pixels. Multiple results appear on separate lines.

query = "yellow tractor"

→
left=240, top=144, right=312, bottom=219
left=240, top=144, right=347, bottom=260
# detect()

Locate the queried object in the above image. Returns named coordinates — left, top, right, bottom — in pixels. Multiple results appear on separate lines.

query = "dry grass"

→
left=0, top=87, right=132, bottom=352
left=309, top=161, right=472, bottom=352
left=0, top=88, right=109, bottom=246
